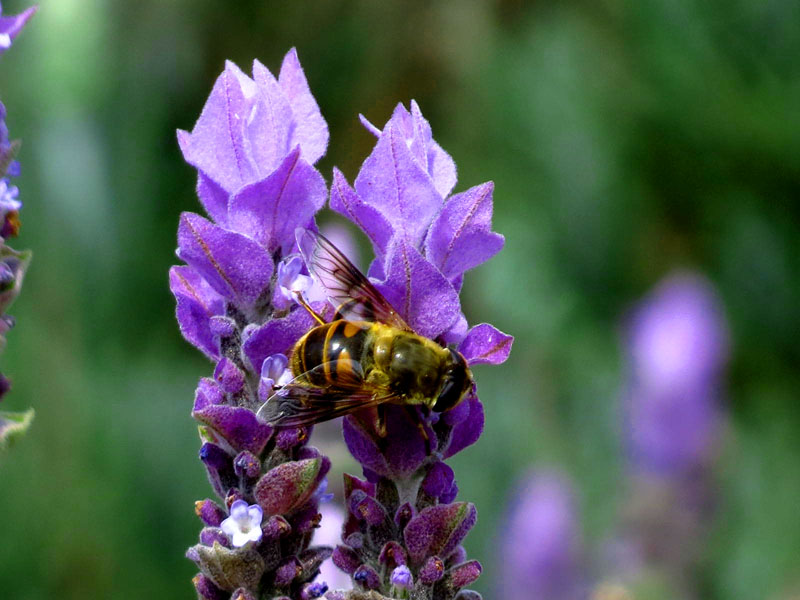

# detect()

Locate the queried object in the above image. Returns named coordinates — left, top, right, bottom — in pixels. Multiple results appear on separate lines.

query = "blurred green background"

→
left=1, top=0, right=799, bottom=598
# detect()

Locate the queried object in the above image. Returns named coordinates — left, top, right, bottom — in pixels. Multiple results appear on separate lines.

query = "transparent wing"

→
left=296, top=228, right=413, bottom=331
left=256, top=359, right=400, bottom=427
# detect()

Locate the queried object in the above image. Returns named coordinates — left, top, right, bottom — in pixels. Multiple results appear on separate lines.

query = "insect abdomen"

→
left=291, top=320, right=373, bottom=385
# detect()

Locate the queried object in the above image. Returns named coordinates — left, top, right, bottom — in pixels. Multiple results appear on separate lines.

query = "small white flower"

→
left=220, top=500, right=263, bottom=547
left=258, top=353, right=294, bottom=402
left=276, top=255, right=327, bottom=308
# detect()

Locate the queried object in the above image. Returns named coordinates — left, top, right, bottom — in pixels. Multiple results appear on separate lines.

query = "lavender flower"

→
left=221, top=500, right=265, bottom=547
left=602, top=272, right=729, bottom=598
left=173, top=50, right=335, bottom=600
left=497, top=471, right=583, bottom=600
left=624, top=272, right=729, bottom=474
left=327, top=103, right=512, bottom=600
left=0, top=5, right=35, bottom=451
left=0, top=2, right=36, bottom=54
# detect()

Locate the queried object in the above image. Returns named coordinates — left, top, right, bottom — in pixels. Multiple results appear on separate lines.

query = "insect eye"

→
left=433, top=376, right=463, bottom=412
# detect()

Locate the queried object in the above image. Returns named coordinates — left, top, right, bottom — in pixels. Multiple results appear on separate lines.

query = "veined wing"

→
left=296, top=228, right=412, bottom=332
left=256, top=359, right=400, bottom=427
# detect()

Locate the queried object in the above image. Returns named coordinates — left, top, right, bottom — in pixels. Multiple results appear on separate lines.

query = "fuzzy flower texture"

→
left=0, top=2, right=36, bottom=452
left=172, top=49, right=512, bottom=600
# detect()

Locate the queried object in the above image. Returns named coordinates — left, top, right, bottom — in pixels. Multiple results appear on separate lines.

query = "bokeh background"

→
left=1, top=1, right=799, bottom=598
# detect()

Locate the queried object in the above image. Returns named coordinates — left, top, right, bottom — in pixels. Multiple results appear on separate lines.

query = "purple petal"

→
left=278, top=48, right=329, bottom=166
left=0, top=6, right=37, bottom=54
left=391, top=565, right=414, bottom=590
left=354, top=118, right=443, bottom=248
left=194, top=171, right=230, bottom=226
left=459, top=324, right=513, bottom=366
left=342, top=406, right=428, bottom=480
left=213, top=358, right=246, bottom=395
left=425, top=182, right=505, bottom=280
left=200, top=526, right=230, bottom=548
left=379, top=541, right=408, bottom=568
left=332, top=545, right=360, bottom=575
left=199, top=443, right=237, bottom=499
left=341, top=416, right=390, bottom=477
left=441, top=313, right=469, bottom=347
left=343, top=472, right=376, bottom=498
left=247, top=59, right=294, bottom=176
left=421, top=461, right=455, bottom=500
left=227, top=148, right=326, bottom=255
left=329, top=168, right=393, bottom=258
left=403, top=502, right=477, bottom=564
left=353, top=564, right=381, bottom=590
left=375, top=238, right=461, bottom=339
left=169, top=265, right=225, bottom=359
left=442, top=394, right=484, bottom=459
left=192, top=574, right=226, bottom=600
left=193, top=378, right=225, bottom=412
left=410, top=101, right=457, bottom=198
left=233, top=451, right=261, bottom=479
left=362, top=102, right=457, bottom=199
left=241, top=308, right=316, bottom=374
left=349, top=491, right=387, bottom=527
left=209, top=316, right=236, bottom=338
left=194, top=405, right=274, bottom=455
left=178, top=62, right=258, bottom=195
left=274, top=557, right=302, bottom=587
left=196, top=499, right=228, bottom=527
left=419, top=556, right=445, bottom=585
left=177, top=212, right=273, bottom=308
left=276, top=427, right=311, bottom=451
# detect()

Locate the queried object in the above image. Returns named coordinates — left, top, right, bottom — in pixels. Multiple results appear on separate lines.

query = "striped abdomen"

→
left=290, top=320, right=373, bottom=385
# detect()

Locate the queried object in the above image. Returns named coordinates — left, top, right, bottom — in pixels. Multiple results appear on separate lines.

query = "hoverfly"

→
left=256, top=229, right=473, bottom=437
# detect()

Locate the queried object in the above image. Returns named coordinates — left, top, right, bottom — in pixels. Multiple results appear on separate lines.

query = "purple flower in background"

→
left=0, top=2, right=36, bottom=54
left=624, top=272, right=729, bottom=474
left=174, top=50, right=334, bottom=600
left=601, top=272, right=730, bottom=598
left=497, top=471, right=583, bottom=600
left=328, top=103, right=512, bottom=600
left=0, top=6, right=35, bottom=449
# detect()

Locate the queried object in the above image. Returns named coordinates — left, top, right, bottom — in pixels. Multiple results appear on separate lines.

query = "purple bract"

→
left=327, top=102, right=512, bottom=600
left=174, top=50, right=334, bottom=600
left=0, top=2, right=36, bottom=55
left=175, top=48, right=511, bottom=600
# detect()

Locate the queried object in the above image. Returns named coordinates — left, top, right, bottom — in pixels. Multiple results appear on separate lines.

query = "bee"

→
left=257, top=229, right=473, bottom=436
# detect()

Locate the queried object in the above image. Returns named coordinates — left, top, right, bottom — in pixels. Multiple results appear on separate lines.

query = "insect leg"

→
left=293, top=291, right=326, bottom=325
left=404, top=405, right=433, bottom=455
left=375, top=404, right=388, bottom=438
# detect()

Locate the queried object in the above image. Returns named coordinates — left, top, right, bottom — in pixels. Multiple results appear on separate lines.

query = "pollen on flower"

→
left=220, top=499, right=264, bottom=547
